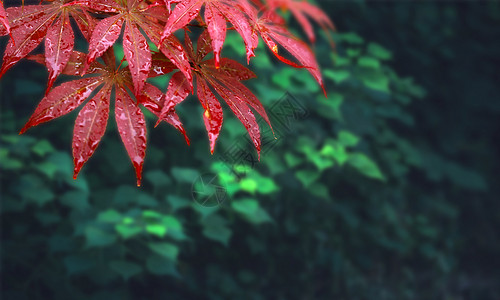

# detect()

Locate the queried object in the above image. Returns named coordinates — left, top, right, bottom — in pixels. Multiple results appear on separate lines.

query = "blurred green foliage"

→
left=1, top=2, right=499, bottom=299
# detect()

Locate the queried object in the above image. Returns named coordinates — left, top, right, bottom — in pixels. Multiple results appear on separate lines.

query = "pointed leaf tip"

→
left=115, top=86, right=147, bottom=189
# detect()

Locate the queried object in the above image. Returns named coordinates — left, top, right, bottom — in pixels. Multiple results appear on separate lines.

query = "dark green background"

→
left=1, top=1, right=499, bottom=299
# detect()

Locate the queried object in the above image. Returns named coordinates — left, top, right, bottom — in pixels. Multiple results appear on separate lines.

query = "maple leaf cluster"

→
left=0, top=0, right=333, bottom=186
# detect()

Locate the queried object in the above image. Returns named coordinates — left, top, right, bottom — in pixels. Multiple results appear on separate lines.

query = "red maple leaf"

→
left=81, top=0, right=192, bottom=96
left=245, top=7, right=326, bottom=95
left=0, top=1, right=12, bottom=40
left=160, top=0, right=258, bottom=68
left=21, top=49, right=187, bottom=186
left=0, top=0, right=330, bottom=185
left=0, top=0, right=96, bottom=92
left=156, top=30, right=272, bottom=157
left=267, top=0, right=334, bottom=44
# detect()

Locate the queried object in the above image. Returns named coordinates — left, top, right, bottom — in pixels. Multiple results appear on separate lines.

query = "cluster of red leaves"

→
left=0, top=0, right=333, bottom=186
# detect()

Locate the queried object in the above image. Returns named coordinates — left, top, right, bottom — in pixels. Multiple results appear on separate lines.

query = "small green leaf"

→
left=335, top=32, right=364, bottom=44
left=202, top=214, right=232, bottom=246
left=346, top=48, right=362, bottom=58
left=245, top=172, right=279, bottom=194
left=324, top=69, right=350, bottom=84
left=272, top=68, right=294, bottom=89
left=331, top=53, right=350, bottom=66
left=367, top=43, right=392, bottom=60
left=162, top=216, right=187, bottom=241
left=148, top=242, right=179, bottom=261
left=231, top=199, right=272, bottom=224
left=317, top=93, right=344, bottom=121
left=361, top=73, right=390, bottom=93
left=60, top=191, right=90, bottom=212
left=284, top=153, right=303, bottom=168
left=47, top=152, right=73, bottom=177
left=31, top=140, right=55, bottom=156
left=115, top=224, right=142, bottom=239
left=113, top=185, right=140, bottom=206
left=321, top=139, right=349, bottom=165
left=97, top=210, right=122, bottom=223
left=171, top=167, right=199, bottom=183
left=348, top=153, right=386, bottom=181
left=136, top=194, right=158, bottom=207
left=123, top=217, right=134, bottom=224
left=338, top=131, right=360, bottom=147
left=192, top=204, right=220, bottom=220
left=239, top=178, right=258, bottom=194
left=85, top=226, right=117, bottom=248
left=167, top=195, right=191, bottom=211
left=232, top=199, right=259, bottom=215
left=146, top=224, right=167, bottom=237
left=234, top=164, right=252, bottom=174
left=142, top=210, right=162, bottom=220
left=35, top=162, right=59, bottom=179
left=309, top=152, right=335, bottom=171
left=295, top=170, right=321, bottom=188
left=161, top=215, right=182, bottom=230
left=145, top=170, right=171, bottom=187
left=146, top=255, right=180, bottom=277
left=309, top=183, right=330, bottom=199
left=25, top=188, right=55, bottom=207
left=0, top=158, right=23, bottom=170
left=109, top=260, right=143, bottom=280
left=357, top=56, right=381, bottom=69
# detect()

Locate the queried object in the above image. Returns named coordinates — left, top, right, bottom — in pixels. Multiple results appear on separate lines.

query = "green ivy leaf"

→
left=232, top=199, right=259, bottom=215
left=148, top=242, right=179, bottom=261
left=324, top=69, right=350, bottom=84
left=334, top=32, right=364, bottom=44
left=367, top=42, right=392, bottom=60
left=348, top=153, right=386, bottom=181
left=146, top=224, right=167, bottom=238
left=97, top=210, right=122, bottom=223
left=171, top=167, right=199, bottom=183
left=360, top=71, right=390, bottom=93
left=31, top=140, right=55, bottom=156
left=145, top=170, right=171, bottom=188
left=115, top=223, right=142, bottom=240
left=85, top=226, right=117, bottom=248
left=338, top=131, right=360, bottom=147
left=295, top=170, right=321, bottom=188
left=346, top=48, right=362, bottom=58
left=109, top=260, right=143, bottom=280
left=60, top=191, right=90, bottom=212
left=167, top=195, right=191, bottom=211
left=34, top=161, right=59, bottom=179
left=239, top=178, right=258, bottom=194
left=142, top=210, right=163, bottom=221
left=309, top=183, right=330, bottom=199
left=146, top=255, right=180, bottom=277
left=202, top=214, right=232, bottom=246
left=284, top=153, right=303, bottom=168
left=231, top=199, right=273, bottom=225
left=358, top=56, right=381, bottom=69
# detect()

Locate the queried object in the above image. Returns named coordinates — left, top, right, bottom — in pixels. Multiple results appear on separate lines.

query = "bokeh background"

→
left=1, top=1, right=499, bottom=299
